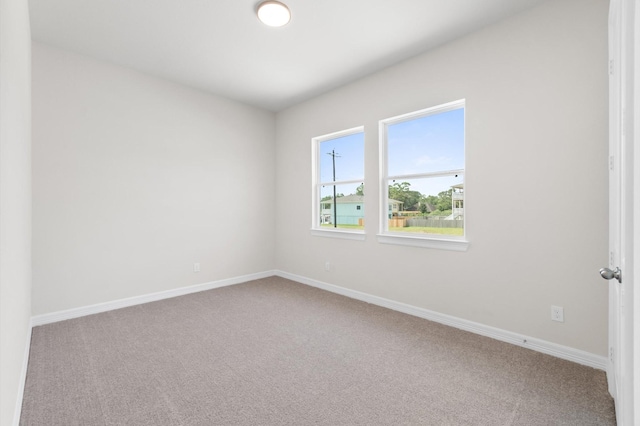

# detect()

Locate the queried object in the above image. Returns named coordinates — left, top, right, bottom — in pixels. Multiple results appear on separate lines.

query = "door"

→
left=605, top=1, right=636, bottom=424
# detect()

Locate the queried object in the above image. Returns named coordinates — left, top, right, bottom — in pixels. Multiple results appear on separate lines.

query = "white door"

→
left=605, top=1, right=636, bottom=424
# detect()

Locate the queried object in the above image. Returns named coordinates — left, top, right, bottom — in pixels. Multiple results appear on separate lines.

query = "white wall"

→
left=30, top=0, right=609, bottom=358
left=32, top=44, right=276, bottom=315
left=275, top=0, right=610, bottom=355
left=0, top=0, right=32, bottom=424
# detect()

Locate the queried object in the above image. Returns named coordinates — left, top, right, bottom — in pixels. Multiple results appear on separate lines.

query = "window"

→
left=311, top=127, right=365, bottom=240
left=379, top=100, right=468, bottom=251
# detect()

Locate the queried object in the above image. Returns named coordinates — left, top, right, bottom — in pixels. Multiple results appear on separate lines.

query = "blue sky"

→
left=388, top=108, right=464, bottom=176
left=319, top=132, right=365, bottom=183
left=388, top=108, right=464, bottom=197
left=319, top=107, right=464, bottom=199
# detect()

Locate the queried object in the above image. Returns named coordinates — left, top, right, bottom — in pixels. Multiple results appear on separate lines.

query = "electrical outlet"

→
left=193, top=262, right=200, bottom=272
left=324, top=261, right=331, bottom=272
left=551, top=305, right=564, bottom=322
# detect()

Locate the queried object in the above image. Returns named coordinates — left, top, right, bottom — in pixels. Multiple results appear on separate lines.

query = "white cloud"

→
left=414, top=155, right=449, bottom=166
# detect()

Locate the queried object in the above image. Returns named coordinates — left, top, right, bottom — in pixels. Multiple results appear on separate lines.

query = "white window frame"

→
left=378, top=100, right=469, bottom=251
left=311, top=126, right=366, bottom=240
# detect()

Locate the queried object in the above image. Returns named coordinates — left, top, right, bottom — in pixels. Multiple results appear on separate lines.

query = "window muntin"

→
left=312, top=127, right=365, bottom=233
left=380, top=100, right=465, bottom=242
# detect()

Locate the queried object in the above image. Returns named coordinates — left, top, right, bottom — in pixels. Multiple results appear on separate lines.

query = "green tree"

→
left=355, top=183, right=364, bottom=196
left=420, top=190, right=453, bottom=216
left=321, top=193, right=344, bottom=201
left=435, top=189, right=452, bottom=212
left=388, top=182, right=422, bottom=211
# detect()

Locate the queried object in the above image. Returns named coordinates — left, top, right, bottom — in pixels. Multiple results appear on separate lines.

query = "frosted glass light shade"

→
left=257, top=1, right=291, bottom=27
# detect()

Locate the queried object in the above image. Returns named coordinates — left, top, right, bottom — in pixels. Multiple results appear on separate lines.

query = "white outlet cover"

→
left=551, top=305, right=564, bottom=322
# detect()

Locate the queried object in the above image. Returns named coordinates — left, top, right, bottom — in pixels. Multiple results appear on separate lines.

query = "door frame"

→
left=608, top=1, right=637, bottom=425
left=634, top=0, right=640, bottom=418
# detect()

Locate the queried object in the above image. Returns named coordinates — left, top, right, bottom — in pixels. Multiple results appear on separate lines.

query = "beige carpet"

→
left=21, top=276, right=615, bottom=425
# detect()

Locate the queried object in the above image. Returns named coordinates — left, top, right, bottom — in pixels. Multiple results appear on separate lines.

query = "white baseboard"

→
left=13, top=321, right=32, bottom=426
left=28, top=269, right=607, bottom=371
left=275, top=270, right=608, bottom=371
left=31, top=270, right=276, bottom=326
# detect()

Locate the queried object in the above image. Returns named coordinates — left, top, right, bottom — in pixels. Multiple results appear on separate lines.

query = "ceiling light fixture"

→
left=257, top=1, right=291, bottom=27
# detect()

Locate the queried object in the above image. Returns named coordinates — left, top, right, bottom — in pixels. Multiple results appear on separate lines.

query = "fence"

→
left=335, top=215, right=362, bottom=225
left=406, top=218, right=464, bottom=228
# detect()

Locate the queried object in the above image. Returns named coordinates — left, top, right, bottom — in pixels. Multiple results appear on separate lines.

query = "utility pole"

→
left=327, top=150, right=340, bottom=228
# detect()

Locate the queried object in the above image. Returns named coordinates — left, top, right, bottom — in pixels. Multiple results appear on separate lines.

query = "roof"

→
left=336, top=195, right=364, bottom=203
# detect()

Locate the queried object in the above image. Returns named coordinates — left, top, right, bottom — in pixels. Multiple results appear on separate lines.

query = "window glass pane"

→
left=319, top=132, right=364, bottom=183
left=388, top=108, right=464, bottom=176
left=387, top=175, right=464, bottom=236
left=319, top=183, right=365, bottom=229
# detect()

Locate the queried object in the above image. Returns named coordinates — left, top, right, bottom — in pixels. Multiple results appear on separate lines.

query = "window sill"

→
left=310, top=228, right=366, bottom=241
left=376, top=233, right=469, bottom=251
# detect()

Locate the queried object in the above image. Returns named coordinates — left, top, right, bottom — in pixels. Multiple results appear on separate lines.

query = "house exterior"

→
left=450, top=183, right=464, bottom=220
left=387, top=198, right=403, bottom=219
left=321, top=195, right=403, bottom=225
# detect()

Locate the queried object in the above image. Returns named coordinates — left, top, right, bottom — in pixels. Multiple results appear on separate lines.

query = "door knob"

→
left=600, top=267, right=622, bottom=283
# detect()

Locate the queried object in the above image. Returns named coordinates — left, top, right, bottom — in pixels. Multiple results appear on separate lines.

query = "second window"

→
left=379, top=100, right=465, bottom=239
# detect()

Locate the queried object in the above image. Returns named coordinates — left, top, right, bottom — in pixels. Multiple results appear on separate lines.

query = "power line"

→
left=327, top=150, right=340, bottom=228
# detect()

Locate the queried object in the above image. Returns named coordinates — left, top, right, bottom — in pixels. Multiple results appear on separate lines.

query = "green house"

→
left=321, top=195, right=403, bottom=225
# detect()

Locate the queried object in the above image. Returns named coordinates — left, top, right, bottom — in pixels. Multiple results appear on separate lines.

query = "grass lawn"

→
left=321, top=224, right=462, bottom=236
left=321, top=224, right=364, bottom=230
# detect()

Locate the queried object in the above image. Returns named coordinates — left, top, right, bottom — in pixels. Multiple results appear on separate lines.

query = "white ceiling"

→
left=29, top=0, right=548, bottom=112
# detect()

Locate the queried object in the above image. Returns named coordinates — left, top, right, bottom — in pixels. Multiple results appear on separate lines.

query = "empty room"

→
left=2, top=0, right=638, bottom=425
